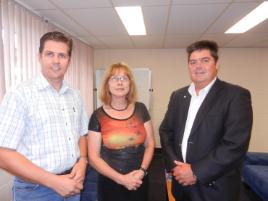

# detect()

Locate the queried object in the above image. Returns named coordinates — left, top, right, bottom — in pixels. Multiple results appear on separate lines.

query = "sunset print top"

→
left=88, top=102, right=150, bottom=149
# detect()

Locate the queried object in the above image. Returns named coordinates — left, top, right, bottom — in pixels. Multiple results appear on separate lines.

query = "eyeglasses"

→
left=189, top=57, right=212, bottom=66
left=109, top=75, right=129, bottom=83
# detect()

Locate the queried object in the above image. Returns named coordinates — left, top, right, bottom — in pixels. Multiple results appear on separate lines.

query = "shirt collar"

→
left=188, top=77, right=217, bottom=97
left=36, top=73, right=69, bottom=94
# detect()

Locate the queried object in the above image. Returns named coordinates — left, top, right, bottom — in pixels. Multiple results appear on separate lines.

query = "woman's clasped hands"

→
left=119, top=169, right=145, bottom=191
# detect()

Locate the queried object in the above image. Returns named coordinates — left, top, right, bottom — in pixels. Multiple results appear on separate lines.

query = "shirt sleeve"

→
left=79, top=97, right=89, bottom=136
left=0, top=91, right=27, bottom=149
left=138, top=102, right=150, bottom=123
left=88, top=110, right=101, bottom=132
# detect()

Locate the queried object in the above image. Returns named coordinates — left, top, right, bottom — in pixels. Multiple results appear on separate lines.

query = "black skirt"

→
left=98, top=145, right=148, bottom=201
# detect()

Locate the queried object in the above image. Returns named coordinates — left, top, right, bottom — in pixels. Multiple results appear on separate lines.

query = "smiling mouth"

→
left=51, top=66, right=61, bottom=71
left=194, top=71, right=205, bottom=75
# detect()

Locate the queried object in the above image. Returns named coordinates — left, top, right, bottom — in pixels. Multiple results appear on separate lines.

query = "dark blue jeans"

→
left=13, top=177, right=80, bottom=201
left=80, top=165, right=98, bottom=201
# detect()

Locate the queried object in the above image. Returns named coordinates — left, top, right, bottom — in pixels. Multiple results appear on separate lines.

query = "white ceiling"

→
left=16, top=0, right=268, bottom=49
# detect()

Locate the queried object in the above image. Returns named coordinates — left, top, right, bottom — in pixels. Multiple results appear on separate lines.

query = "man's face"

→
left=39, top=40, right=70, bottom=83
left=188, top=49, right=218, bottom=89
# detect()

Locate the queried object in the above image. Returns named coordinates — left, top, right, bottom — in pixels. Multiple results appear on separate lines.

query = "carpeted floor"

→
left=147, top=149, right=263, bottom=201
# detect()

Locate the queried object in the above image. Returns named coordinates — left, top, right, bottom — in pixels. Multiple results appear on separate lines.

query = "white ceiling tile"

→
left=248, top=20, right=268, bottom=33
left=131, top=35, right=164, bottom=48
left=143, top=6, right=169, bottom=34
left=207, top=2, right=260, bottom=33
left=98, top=36, right=133, bottom=48
left=200, top=33, right=236, bottom=47
left=168, top=4, right=228, bottom=34
left=80, top=36, right=108, bottom=49
left=51, top=0, right=112, bottom=9
left=253, top=39, right=268, bottom=48
left=64, top=8, right=127, bottom=35
left=111, top=0, right=171, bottom=6
left=38, top=10, right=89, bottom=36
left=164, top=34, right=201, bottom=48
left=234, top=0, right=262, bottom=2
left=224, top=33, right=268, bottom=47
left=172, top=0, right=232, bottom=4
left=16, top=0, right=55, bottom=9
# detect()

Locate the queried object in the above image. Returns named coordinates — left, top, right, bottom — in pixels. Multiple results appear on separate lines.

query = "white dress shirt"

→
left=181, top=78, right=217, bottom=162
left=0, top=73, right=88, bottom=173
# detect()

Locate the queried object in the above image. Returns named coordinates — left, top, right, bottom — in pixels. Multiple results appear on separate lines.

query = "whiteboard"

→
left=94, top=68, right=152, bottom=110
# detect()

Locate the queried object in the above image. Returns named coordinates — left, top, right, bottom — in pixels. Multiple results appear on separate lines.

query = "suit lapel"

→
left=189, top=79, right=223, bottom=138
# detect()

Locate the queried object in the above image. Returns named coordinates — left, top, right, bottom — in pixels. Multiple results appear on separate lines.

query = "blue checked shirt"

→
left=0, top=73, right=88, bottom=174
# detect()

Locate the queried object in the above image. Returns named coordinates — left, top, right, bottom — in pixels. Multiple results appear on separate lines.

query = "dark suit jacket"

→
left=159, top=78, right=253, bottom=201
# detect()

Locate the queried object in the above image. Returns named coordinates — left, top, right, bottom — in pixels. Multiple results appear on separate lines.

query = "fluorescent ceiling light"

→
left=115, top=6, right=146, bottom=36
left=225, top=1, right=268, bottom=34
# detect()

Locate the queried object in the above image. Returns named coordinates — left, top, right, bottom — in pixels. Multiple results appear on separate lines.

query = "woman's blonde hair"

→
left=100, top=62, right=137, bottom=105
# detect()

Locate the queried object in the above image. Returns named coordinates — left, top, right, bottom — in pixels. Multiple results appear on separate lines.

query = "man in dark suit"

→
left=159, top=40, right=253, bottom=201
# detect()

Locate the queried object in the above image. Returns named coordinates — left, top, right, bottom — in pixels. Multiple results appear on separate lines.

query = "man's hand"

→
left=69, top=157, right=87, bottom=184
left=172, top=160, right=197, bottom=186
left=48, top=174, right=83, bottom=197
left=46, top=158, right=87, bottom=197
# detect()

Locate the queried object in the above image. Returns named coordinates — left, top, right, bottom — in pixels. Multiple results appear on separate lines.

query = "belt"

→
left=56, top=168, right=72, bottom=175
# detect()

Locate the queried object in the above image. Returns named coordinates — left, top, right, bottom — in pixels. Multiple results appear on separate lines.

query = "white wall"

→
left=0, top=170, right=12, bottom=201
left=94, top=48, right=268, bottom=152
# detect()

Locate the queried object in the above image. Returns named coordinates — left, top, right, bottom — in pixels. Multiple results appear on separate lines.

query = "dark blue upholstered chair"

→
left=243, top=152, right=268, bottom=201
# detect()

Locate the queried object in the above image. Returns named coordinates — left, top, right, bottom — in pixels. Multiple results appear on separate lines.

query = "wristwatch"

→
left=140, top=167, right=148, bottom=176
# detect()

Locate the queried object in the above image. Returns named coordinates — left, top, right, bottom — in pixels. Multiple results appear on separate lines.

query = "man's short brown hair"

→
left=187, top=40, right=219, bottom=62
left=39, top=31, right=73, bottom=56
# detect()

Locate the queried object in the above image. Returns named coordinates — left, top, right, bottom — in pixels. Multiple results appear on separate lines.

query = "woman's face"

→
left=108, top=70, right=130, bottom=98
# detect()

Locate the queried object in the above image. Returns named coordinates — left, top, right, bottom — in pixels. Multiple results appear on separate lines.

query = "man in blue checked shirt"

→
left=0, top=31, right=88, bottom=201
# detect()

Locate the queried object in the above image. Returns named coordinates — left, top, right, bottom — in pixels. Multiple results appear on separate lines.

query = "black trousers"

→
left=98, top=174, right=149, bottom=201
